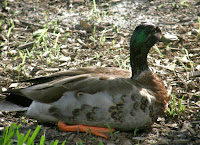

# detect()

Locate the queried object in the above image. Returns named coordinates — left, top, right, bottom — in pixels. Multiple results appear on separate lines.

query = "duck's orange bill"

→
left=58, top=121, right=115, bottom=139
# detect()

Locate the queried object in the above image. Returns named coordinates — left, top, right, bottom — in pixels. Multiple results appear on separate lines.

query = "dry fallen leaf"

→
left=80, top=19, right=92, bottom=33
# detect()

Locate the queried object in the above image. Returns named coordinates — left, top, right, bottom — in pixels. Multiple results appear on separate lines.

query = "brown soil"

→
left=0, top=0, right=200, bottom=144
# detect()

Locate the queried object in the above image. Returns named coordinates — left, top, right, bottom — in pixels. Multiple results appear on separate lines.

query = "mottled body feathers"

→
left=24, top=67, right=167, bottom=130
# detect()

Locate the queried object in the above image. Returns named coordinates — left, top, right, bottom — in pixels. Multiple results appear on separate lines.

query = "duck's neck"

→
left=130, top=50, right=150, bottom=78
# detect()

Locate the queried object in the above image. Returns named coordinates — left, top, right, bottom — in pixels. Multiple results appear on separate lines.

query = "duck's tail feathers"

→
left=1, top=89, right=32, bottom=110
left=0, top=98, right=28, bottom=112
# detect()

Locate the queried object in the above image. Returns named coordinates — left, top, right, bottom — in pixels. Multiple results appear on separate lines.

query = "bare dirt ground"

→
left=0, top=0, right=200, bottom=144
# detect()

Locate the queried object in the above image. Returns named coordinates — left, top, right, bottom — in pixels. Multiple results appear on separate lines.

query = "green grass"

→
left=166, top=95, right=185, bottom=118
left=180, top=0, right=189, bottom=7
left=0, top=0, right=121, bottom=81
left=0, top=123, right=66, bottom=145
left=105, top=124, right=119, bottom=139
left=158, top=0, right=189, bottom=10
left=133, top=128, right=139, bottom=136
left=115, top=57, right=130, bottom=69
left=197, top=17, right=200, bottom=39
left=6, top=13, right=63, bottom=79
left=154, top=44, right=164, bottom=58
left=178, top=48, right=194, bottom=73
left=1, top=123, right=117, bottom=144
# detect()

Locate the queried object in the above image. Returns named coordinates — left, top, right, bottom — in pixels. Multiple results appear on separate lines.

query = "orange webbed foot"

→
left=58, top=121, right=115, bottom=139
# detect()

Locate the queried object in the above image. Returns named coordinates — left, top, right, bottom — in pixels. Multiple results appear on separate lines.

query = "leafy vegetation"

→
left=0, top=123, right=110, bottom=145
left=0, top=123, right=66, bottom=145
left=166, top=95, right=186, bottom=118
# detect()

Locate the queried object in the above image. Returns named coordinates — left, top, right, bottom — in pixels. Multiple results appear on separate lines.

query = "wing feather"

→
left=19, top=67, right=132, bottom=103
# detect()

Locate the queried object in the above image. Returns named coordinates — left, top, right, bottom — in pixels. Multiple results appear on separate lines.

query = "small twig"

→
left=17, top=42, right=34, bottom=50
left=190, top=71, right=200, bottom=78
left=20, top=20, right=44, bottom=29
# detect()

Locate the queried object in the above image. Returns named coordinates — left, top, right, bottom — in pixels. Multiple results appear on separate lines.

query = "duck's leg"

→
left=58, top=121, right=115, bottom=139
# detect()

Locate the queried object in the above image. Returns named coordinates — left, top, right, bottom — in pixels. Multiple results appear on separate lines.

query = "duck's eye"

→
left=152, top=29, right=157, bottom=34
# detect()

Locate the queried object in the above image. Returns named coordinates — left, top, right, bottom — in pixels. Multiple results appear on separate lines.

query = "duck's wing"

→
left=23, top=67, right=131, bottom=84
left=8, top=67, right=132, bottom=103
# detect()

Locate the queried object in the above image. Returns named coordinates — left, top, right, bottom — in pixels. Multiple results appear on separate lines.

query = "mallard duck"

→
left=4, top=23, right=168, bottom=139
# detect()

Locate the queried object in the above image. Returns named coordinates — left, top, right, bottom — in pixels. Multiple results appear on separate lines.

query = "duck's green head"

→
left=130, top=23, right=162, bottom=78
